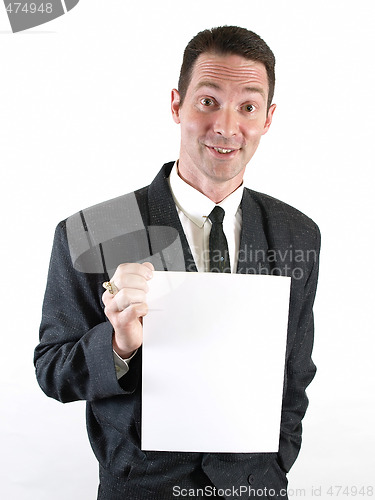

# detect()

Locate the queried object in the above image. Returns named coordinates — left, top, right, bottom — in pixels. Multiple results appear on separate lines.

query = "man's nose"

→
left=213, top=108, right=239, bottom=138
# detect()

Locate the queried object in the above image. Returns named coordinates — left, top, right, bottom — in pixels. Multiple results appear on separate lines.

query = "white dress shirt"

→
left=113, top=162, right=243, bottom=378
left=168, top=162, right=243, bottom=273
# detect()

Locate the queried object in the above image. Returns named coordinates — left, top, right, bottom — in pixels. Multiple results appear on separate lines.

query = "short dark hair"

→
left=178, top=26, right=276, bottom=110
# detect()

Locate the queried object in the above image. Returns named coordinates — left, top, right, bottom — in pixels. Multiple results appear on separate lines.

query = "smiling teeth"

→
left=213, top=147, right=234, bottom=154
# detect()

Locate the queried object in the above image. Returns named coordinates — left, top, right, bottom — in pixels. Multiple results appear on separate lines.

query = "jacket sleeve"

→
left=277, top=225, right=321, bottom=473
left=34, top=221, right=140, bottom=403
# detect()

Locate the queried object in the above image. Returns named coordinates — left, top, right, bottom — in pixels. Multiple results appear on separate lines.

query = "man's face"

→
left=171, top=53, right=276, bottom=196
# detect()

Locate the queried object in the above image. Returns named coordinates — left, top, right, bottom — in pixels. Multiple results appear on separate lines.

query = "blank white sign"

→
left=142, top=271, right=291, bottom=453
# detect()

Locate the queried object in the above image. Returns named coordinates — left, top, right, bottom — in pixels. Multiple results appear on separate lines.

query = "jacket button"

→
left=247, top=474, right=254, bottom=485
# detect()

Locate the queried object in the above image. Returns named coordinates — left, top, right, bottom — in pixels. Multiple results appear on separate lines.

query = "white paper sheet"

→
left=142, top=271, right=291, bottom=453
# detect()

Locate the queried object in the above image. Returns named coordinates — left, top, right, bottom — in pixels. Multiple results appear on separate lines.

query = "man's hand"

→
left=102, top=262, right=154, bottom=359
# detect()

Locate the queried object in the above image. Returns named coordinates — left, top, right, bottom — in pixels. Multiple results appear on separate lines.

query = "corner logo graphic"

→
left=3, top=0, right=79, bottom=32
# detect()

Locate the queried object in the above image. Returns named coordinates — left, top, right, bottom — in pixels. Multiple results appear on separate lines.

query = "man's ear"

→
left=171, top=89, right=181, bottom=124
left=262, top=103, right=277, bottom=135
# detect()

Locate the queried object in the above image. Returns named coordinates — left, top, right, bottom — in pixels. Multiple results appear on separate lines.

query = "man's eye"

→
left=244, top=104, right=255, bottom=112
left=201, top=98, right=214, bottom=106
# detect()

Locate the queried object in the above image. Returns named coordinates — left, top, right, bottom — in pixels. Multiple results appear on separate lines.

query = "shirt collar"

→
left=168, top=161, right=244, bottom=228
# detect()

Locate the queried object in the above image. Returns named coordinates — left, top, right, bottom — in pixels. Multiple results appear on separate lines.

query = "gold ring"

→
left=102, top=281, right=118, bottom=295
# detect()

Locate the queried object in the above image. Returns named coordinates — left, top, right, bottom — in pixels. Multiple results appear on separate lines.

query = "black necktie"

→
left=208, top=206, right=231, bottom=273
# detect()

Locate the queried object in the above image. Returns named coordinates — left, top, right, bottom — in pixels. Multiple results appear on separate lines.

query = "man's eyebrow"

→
left=244, top=86, right=266, bottom=99
left=193, top=81, right=221, bottom=92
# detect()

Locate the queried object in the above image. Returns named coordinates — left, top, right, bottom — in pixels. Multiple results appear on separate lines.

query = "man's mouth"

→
left=213, top=147, right=235, bottom=154
left=204, top=144, right=241, bottom=160
left=206, top=145, right=240, bottom=156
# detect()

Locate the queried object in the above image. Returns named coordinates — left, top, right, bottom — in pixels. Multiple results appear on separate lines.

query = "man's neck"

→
left=176, top=165, right=243, bottom=204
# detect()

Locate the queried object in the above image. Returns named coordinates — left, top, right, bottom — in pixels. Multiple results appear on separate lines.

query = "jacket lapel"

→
left=138, top=162, right=198, bottom=272
left=237, top=188, right=271, bottom=275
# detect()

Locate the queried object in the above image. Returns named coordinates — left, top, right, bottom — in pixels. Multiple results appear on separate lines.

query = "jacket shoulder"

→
left=245, top=187, right=320, bottom=246
left=53, top=187, right=151, bottom=275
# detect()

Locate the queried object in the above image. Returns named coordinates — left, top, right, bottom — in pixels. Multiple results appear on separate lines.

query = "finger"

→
left=102, top=289, right=116, bottom=306
left=132, top=302, right=148, bottom=319
left=142, top=262, right=155, bottom=272
left=114, top=273, right=150, bottom=293
left=113, top=288, right=147, bottom=312
left=112, top=302, right=149, bottom=329
left=112, top=263, right=153, bottom=283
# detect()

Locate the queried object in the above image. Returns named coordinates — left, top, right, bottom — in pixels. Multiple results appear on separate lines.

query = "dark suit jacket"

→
left=35, top=162, right=320, bottom=500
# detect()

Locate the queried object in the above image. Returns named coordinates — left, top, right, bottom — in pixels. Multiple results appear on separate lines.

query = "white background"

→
left=1, top=1, right=374, bottom=498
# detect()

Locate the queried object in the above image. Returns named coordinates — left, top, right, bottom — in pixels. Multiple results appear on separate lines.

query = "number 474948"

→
left=327, top=486, right=373, bottom=496
left=5, top=3, right=53, bottom=14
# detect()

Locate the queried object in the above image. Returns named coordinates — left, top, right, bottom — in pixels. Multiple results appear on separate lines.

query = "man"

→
left=35, top=26, right=320, bottom=499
